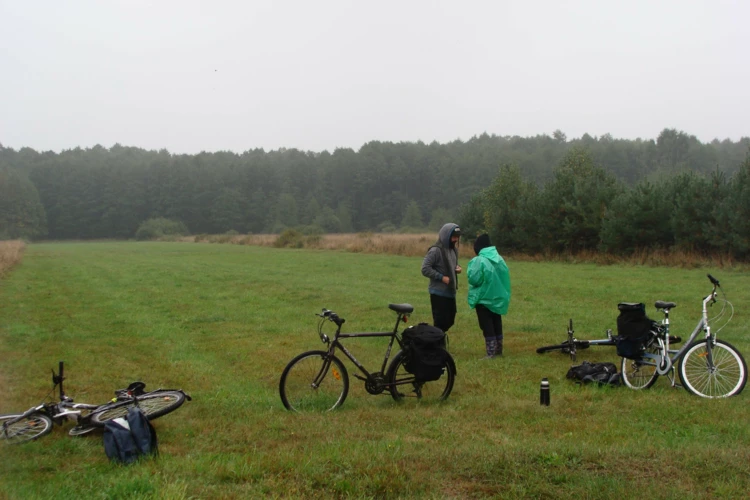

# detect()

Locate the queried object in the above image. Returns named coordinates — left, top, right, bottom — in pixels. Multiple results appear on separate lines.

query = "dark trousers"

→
left=476, top=304, right=503, bottom=339
left=430, top=294, right=456, bottom=333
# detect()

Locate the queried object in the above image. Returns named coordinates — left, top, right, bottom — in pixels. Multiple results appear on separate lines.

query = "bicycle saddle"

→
left=389, top=303, right=414, bottom=314
left=654, top=301, right=677, bottom=310
left=114, top=381, right=147, bottom=397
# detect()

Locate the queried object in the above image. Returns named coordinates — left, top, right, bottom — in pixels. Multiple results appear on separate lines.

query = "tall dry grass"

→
left=192, top=232, right=438, bottom=257
left=185, top=232, right=746, bottom=269
left=0, top=240, right=26, bottom=277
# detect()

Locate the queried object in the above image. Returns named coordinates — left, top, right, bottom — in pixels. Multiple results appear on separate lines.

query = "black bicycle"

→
left=1, top=361, right=191, bottom=444
left=536, top=319, right=617, bottom=361
left=279, top=304, right=457, bottom=412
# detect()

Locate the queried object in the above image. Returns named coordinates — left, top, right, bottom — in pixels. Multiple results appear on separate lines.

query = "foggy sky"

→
left=1, top=0, right=748, bottom=154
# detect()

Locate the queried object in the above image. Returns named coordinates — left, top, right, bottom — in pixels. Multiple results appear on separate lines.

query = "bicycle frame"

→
left=314, top=308, right=409, bottom=387
left=639, top=280, right=721, bottom=377
left=318, top=312, right=409, bottom=379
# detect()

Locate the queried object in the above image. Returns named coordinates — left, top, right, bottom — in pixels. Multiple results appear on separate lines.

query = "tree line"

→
left=461, top=147, right=750, bottom=259
left=0, top=128, right=749, bottom=258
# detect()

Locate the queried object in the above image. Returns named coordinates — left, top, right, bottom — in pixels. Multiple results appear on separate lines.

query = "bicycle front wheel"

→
left=678, top=339, right=747, bottom=398
left=90, top=391, right=186, bottom=426
left=536, top=342, right=571, bottom=354
left=621, top=344, right=660, bottom=390
left=0, top=413, right=53, bottom=444
left=279, top=350, right=349, bottom=412
left=386, top=350, right=455, bottom=403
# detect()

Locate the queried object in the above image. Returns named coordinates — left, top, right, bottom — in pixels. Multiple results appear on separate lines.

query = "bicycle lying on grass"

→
left=537, top=319, right=683, bottom=362
left=621, top=274, right=747, bottom=398
left=536, top=319, right=617, bottom=361
left=279, top=303, right=457, bottom=412
left=1, top=361, right=191, bottom=444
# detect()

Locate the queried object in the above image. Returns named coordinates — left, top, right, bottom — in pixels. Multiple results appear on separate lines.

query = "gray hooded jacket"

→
left=421, top=223, right=460, bottom=298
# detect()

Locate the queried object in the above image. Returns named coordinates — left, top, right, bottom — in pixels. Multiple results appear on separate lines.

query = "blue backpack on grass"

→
left=103, top=407, right=158, bottom=464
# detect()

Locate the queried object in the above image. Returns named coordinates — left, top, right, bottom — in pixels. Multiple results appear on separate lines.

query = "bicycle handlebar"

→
left=318, top=308, right=345, bottom=326
left=707, top=274, right=720, bottom=287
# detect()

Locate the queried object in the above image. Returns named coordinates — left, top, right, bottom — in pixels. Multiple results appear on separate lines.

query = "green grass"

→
left=1, top=242, right=749, bottom=499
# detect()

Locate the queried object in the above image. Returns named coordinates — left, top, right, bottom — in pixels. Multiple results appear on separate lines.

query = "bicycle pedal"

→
left=668, top=336, right=682, bottom=344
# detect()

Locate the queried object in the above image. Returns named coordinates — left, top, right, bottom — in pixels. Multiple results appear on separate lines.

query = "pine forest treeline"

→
left=1, top=128, right=749, bottom=259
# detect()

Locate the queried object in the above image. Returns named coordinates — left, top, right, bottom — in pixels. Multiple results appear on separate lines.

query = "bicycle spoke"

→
left=280, top=351, right=348, bottom=412
left=0, top=414, right=53, bottom=444
left=680, top=340, right=747, bottom=398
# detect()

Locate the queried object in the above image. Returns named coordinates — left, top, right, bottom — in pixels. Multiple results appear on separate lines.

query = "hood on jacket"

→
left=478, top=245, right=501, bottom=263
left=437, top=223, right=460, bottom=248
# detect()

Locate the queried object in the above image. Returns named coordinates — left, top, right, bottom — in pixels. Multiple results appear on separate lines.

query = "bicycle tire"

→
left=279, top=350, right=349, bottom=412
left=0, top=413, right=53, bottom=444
left=90, top=390, right=186, bottom=426
left=535, top=341, right=590, bottom=354
left=621, top=344, right=660, bottom=390
left=386, top=350, right=455, bottom=403
left=678, top=339, right=747, bottom=398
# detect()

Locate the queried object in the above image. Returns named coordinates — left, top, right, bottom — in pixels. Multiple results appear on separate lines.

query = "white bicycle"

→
left=621, top=274, right=747, bottom=398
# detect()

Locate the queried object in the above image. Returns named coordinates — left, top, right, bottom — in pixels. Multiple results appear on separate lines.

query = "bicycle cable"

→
left=709, top=287, right=734, bottom=335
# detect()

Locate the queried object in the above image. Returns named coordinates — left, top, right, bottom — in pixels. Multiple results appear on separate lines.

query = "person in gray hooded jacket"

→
left=421, top=223, right=461, bottom=333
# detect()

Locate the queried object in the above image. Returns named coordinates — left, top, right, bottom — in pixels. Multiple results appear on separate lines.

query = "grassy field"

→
left=1, top=242, right=749, bottom=499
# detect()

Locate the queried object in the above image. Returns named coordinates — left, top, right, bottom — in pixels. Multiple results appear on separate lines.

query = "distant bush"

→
left=135, top=218, right=189, bottom=241
left=274, top=229, right=323, bottom=248
left=274, top=229, right=305, bottom=248
left=377, top=222, right=397, bottom=233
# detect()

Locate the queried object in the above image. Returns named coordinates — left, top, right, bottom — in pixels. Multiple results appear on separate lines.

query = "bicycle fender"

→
left=445, top=351, right=457, bottom=377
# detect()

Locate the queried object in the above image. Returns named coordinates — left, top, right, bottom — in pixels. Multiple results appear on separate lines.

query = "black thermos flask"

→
left=540, top=378, right=550, bottom=406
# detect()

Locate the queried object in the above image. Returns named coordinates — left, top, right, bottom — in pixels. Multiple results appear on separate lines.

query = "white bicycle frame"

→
left=640, top=287, right=721, bottom=377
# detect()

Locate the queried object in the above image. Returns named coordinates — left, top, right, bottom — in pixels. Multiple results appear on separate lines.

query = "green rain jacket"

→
left=467, top=246, right=511, bottom=315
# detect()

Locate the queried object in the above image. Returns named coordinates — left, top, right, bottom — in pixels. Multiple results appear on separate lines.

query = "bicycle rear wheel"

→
left=279, top=350, right=349, bottom=412
left=620, top=344, right=660, bottom=390
left=90, top=391, right=186, bottom=426
left=678, top=339, right=747, bottom=398
left=0, top=413, right=53, bottom=444
left=386, top=350, right=455, bottom=403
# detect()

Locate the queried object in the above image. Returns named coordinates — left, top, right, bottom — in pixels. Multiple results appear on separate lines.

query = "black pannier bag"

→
left=566, top=361, right=621, bottom=386
left=615, top=302, right=655, bottom=359
left=402, top=323, right=448, bottom=382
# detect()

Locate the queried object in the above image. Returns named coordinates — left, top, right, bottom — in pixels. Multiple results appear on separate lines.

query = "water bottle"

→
left=540, top=378, right=550, bottom=406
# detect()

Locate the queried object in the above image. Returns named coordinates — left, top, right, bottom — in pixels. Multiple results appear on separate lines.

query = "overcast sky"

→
left=1, top=0, right=748, bottom=154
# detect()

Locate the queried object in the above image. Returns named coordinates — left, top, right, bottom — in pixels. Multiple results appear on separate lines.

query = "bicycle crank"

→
left=363, top=372, right=387, bottom=395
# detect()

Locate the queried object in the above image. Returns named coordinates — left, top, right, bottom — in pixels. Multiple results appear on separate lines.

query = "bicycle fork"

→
left=311, top=357, right=334, bottom=389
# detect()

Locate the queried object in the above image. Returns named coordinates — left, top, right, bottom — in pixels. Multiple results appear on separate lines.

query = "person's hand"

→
left=455, top=265, right=462, bottom=274
left=442, top=276, right=450, bottom=285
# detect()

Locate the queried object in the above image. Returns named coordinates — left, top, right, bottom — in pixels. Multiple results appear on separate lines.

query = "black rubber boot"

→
left=483, top=338, right=496, bottom=359
left=494, top=336, right=503, bottom=356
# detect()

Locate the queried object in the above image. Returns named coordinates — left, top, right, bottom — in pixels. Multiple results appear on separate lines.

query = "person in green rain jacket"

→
left=467, top=233, right=511, bottom=358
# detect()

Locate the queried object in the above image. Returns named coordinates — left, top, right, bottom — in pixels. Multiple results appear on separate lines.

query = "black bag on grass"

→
left=103, top=407, right=158, bottom=464
left=615, top=302, right=655, bottom=359
left=566, top=361, right=621, bottom=386
left=402, top=323, right=448, bottom=382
